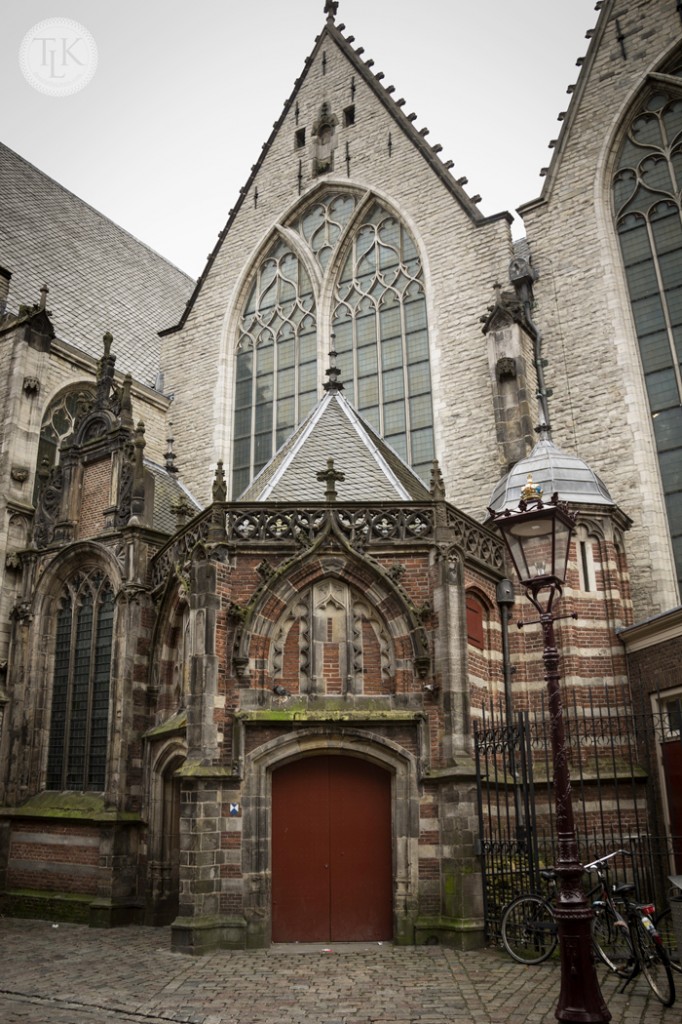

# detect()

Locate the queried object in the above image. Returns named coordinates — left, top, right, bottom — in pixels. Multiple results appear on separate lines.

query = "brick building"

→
left=0, top=0, right=680, bottom=950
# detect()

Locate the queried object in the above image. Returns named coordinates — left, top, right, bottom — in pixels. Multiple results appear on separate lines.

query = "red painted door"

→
left=271, top=755, right=392, bottom=942
left=662, top=740, right=682, bottom=871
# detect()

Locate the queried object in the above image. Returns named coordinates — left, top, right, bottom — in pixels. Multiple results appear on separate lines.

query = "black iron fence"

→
left=474, top=692, right=682, bottom=942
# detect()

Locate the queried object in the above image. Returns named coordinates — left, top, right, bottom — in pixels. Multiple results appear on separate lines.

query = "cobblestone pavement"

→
left=0, top=918, right=678, bottom=1023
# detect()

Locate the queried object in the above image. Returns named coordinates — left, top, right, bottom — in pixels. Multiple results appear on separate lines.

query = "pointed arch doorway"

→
left=271, top=755, right=393, bottom=942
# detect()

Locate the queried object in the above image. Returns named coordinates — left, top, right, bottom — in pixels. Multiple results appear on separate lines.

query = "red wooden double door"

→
left=271, top=755, right=393, bottom=942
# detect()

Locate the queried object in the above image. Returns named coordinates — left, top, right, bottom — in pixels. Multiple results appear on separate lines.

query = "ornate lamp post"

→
left=489, top=476, right=611, bottom=1024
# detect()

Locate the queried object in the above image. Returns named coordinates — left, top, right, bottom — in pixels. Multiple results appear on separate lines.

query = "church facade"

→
left=0, top=0, right=680, bottom=951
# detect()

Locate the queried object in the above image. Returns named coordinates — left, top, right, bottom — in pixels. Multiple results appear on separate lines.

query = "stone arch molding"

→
left=240, top=728, right=421, bottom=945
left=233, top=544, right=429, bottom=691
left=31, top=540, right=124, bottom=620
left=269, top=577, right=395, bottom=695
left=148, top=575, right=191, bottom=711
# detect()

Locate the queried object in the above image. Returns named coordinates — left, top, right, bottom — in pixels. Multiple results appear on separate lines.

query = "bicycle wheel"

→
left=653, top=907, right=682, bottom=974
left=501, top=894, right=557, bottom=964
left=634, top=917, right=676, bottom=1007
left=591, top=903, right=635, bottom=978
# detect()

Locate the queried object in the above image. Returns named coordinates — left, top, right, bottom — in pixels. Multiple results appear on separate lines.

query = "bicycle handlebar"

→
left=583, top=849, right=632, bottom=871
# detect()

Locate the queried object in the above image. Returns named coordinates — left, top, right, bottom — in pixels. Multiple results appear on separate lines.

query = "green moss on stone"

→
left=0, top=790, right=142, bottom=822
left=236, top=707, right=423, bottom=723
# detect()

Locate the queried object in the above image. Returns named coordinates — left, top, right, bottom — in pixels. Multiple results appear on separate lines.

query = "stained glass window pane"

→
left=646, top=369, right=679, bottom=411
left=47, top=572, right=112, bottom=792
left=46, top=598, right=73, bottom=790
left=89, top=587, right=113, bottom=790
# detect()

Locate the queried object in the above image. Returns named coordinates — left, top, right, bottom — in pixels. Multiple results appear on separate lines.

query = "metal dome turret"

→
left=489, top=437, right=614, bottom=512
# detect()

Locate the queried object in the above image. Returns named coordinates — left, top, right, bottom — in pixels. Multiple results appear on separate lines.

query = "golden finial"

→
left=520, top=473, right=543, bottom=502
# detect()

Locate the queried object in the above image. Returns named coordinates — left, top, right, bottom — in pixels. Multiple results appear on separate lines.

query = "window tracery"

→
left=332, top=204, right=434, bottom=480
left=613, top=70, right=682, bottom=589
left=33, top=386, right=95, bottom=502
left=232, top=191, right=435, bottom=495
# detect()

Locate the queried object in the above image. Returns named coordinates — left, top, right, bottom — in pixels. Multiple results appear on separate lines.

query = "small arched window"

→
left=46, top=569, right=114, bottom=791
left=466, top=593, right=486, bottom=650
left=34, top=386, right=95, bottom=502
left=576, top=526, right=597, bottom=593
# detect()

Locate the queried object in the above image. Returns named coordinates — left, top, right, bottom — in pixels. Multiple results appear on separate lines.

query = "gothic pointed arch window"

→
left=332, top=203, right=434, bottom=480
left=612, top=63, right=682, bottom=590
left=232, top=241, right=317, bottom=497
left=231, top=190, right=435, bottom=495
left=34, top=385, right=95, bottom=502
left=46, top=569, right=114, bottom=791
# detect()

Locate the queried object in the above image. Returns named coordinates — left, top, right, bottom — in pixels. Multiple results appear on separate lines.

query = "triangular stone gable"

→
left=159, top=7, right=517, bottom=510
left=163, top=13, right=511, bottom=336
left=240, top=389, right=431, bottom=503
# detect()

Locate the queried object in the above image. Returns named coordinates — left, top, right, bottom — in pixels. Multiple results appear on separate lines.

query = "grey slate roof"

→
left=0, top=144, right=194, bottom=385
left=146, top=459, right=203, bottom=534
left=489, top=438, right=615, bottom=511
left=240, top=389, right=432, bottom=503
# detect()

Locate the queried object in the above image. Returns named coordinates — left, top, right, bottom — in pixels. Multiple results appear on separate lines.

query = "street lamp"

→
left=489, top=475, right=611, bottom=1024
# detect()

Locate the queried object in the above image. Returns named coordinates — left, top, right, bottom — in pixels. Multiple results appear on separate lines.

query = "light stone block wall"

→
left=161, top=28, right=515, bottom=520
left=519, top=0, right=681, bottom=617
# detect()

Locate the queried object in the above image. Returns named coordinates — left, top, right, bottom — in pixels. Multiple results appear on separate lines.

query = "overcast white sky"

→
left=2, top=1, right=599, bottom=279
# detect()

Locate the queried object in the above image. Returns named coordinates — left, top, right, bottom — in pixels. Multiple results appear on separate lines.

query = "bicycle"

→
left=653, top=889, right=682, bottom=976
left=585, top=851, right=676, bottom=1007
left=500, top=863, right=615, bottom=966
left=497, top=868, right=561, bottom=962
left=584, top=850, right=633, bottom=977
left=500, top=868, right=559, bottom=964
left=501, top=850, right=676, bottom=1007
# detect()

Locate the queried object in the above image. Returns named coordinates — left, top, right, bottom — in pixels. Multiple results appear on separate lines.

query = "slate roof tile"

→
left=0, top=143, right=194, bottom=385
left=240, top=389, right=431, bottom=503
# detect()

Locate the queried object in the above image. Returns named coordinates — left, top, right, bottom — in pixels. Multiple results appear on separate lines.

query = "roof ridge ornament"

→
left=316, top=456, right=345, bottom=502
left=324, top=0, right=339, bottom=22
left=212, top=460, right=227, bottom=503
left=520, top=473, right=543, bottom=504
left=429, top=459, right=445, bottom=501
left=323, top=343, right=344, bottom=392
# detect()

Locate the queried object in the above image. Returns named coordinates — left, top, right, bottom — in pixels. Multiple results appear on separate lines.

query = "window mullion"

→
left=61, top=600, right=78, bottom=790
left=375, top=303, right=384, bottom=435
left=250, top=344, right=258, bottom=480
left=400, top=298, right=412, bottom=464
left=646, top=215, right=682, bottom=400
left=83, top=594, right=99, bottom=791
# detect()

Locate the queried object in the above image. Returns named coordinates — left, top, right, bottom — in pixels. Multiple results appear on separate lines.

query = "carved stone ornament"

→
left=496, top=356, right=517, bottom=381
left=5, top=552, right=21, bottom=572
left=10, top=465, right=29, bottom=483
left=11, top=600, right=32, bottom=623
left=22, top=376, right=41, bottom=395
left=312, top=102, right=338, bottom=176
left=33, top=463, right=63, bottom=549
